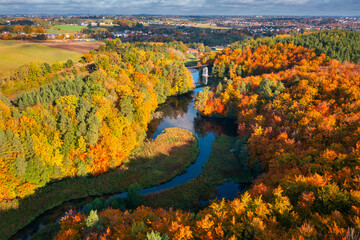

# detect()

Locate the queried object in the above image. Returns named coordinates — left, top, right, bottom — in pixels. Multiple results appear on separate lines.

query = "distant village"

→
left=0, top=15, right=359, bottom=42
left=139, top=16, right=360, bottom=33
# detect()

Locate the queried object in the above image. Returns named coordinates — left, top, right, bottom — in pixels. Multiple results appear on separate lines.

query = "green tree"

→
left=215, top=82, right=223, bottom=96
left=130, top=221, right=147, bottom=239
left=274, top=81, right=285, bottom=96
left=63, top=59, right=74, bottom=68
left=24, top=157, right=52, bottom=187
left=85, top=109, right=100, bottom=145
left=194, top=87, right=210, bottom=113
left=58, top=111, right=76, bottom=153
left=257, top=78, right=273, bottom=99
left=14, top=156, right=27, bottom=181
left=119, top=96, right=134, bottom=122
left=218, top=63, right=226, bottom=79
left=41, top=63, right=51, bottom=75
left=237, top=81, right=246, bottom=93
left=24, top=131, right=35, bottom=159
left=126, top=183, right=142, bottom=209
left=23, top=25, right=33, bottom=34
left=146, top=231, right=170, bottom=240
left=85, top=210, right=103, bottom=229
left=236, top=65, right=243, bottom=77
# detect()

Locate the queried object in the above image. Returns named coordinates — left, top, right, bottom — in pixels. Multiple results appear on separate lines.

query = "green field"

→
left=0, top=40, right=83, bottom=74
left=48, top=25, right=86, bottom=34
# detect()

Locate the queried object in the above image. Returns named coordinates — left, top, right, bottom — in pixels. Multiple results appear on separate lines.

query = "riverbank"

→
left=30, top=134, right=253, bottom=240
left=142, top=134, right=254, bottom=211
left=1, top=128, right=199, bottom=240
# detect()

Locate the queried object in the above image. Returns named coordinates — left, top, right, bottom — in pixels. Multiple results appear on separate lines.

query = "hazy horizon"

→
left=0, top=0, right=359, bottom=17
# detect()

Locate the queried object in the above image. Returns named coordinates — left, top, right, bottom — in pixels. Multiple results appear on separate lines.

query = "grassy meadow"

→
left=48, top=25, right=86, bottom=34
left=31, top=134, right=253, bottom=239
left=143, top=135, right=254, bottom=210
left=0, top=40, right=83, bottom=74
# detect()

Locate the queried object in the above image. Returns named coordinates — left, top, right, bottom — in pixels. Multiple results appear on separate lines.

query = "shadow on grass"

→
left=142, top=135, right=254, bottom=212
left=2, top=129, right=198, bottom=240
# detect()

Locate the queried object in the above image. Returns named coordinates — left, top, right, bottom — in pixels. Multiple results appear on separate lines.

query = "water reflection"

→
left=148, top=67, right=238, bottom=138
left=147, top=89, right=237, bottom=140
left=11, top=69, right=239, bottom=240
left=188, top=68, right=209, bottom=87
left=147, top=92, right=193, bottom=138
left=200, top=181, right=249, bottom=206
left=194, top=116, right=238, bottom=138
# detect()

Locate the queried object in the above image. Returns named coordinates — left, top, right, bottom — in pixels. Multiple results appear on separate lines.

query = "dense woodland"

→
left=229, top=30, right=360, bottom=64
left=1, top=30, right=360, bottom=239
left=150, top=27, right=254, bottom=47
left=0, top=40, right=193, bottom=201
left=194, top=42, right=360, bottom=238
left=53, top=36, right=360, bottom=239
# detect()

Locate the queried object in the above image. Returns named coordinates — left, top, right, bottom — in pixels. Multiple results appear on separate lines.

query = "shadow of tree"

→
left=2, top=129, right=198, bottom=240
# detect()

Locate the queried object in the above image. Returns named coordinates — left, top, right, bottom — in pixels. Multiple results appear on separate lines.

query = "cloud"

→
left=0, top=0, right=358, bottom=15
left=207, top=0, right=310, bottom=6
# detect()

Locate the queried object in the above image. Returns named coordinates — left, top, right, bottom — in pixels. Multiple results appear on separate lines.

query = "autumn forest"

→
left=1, top=30, right=360, bottom=240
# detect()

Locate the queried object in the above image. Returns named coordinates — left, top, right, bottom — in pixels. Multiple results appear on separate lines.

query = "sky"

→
left=0, top=0, right=359, bottom=16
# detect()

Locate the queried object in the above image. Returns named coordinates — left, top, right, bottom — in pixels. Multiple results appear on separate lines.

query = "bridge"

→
left=187, top=64, right=210, bottom=78
left=187, top=64, right=210, bottom=86
left=186, top=64, right=210, bottom=69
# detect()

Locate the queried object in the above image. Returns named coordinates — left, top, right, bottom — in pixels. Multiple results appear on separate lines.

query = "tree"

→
left=218, top=63, right=226, bottom=79
left=85, top=110, right=100, bottom=146
left=229, top=61, right=235, bottom=77
left=51, top=62, right=63, bottom=72
left=131, top=221, right=147, bottom=239
left=236, top=65, right=243, bottom=77
left=126, top=183, right=142, bottom=209
left=274, top=81, right=285, bottom=96
left=14, top=156, right=27, bottom=181
left=146, top=231, right=170, bottom=240
left=204, top=46, right=212, bottom=53
left=215, top=82, right=223, bottom=96
left=41, top=63, right=51, bottom=75
left=237, top=80, right=246, bottom=93
left=84, top=53, right=94, bottom=63
left=85, top=210, right=103, bottom=229
left=24, top=157, right=52, bottom=187
left=194, top=87, right=210, bottom=114
left=119, top=96, right=134, bottom=122
left=63, top=59, right=74, bottom=68
left=234, top=136, right=250, bottom=170
left=58, top=112, right=75, bottom=153
left=23, top=25, right=33, bottom=34
left=257, top=78, right=273, bottom=99
left=0, top=40, right=207, bottom=202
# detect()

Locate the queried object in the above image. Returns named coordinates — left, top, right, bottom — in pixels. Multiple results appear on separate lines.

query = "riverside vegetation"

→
left=1, top=127, right=199, bottom=240
left=54, top=32, right=360, bottom=239
left=0, top=39, right=195, bottom=239
left=1, top=30, right=360, bottom=240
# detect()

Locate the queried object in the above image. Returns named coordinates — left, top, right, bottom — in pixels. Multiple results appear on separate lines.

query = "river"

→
left=11, top=69, right=247, bottom=240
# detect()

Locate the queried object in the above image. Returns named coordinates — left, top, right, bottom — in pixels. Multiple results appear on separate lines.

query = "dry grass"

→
left=1, top=128, right=199, bottom=240
left=140, top=128, right=196, bottom=158
left=38, top=40, right=104, bottom=54
left=142, top=135, right=253, bottom=210
left=0, top=40, right=83, bottom=74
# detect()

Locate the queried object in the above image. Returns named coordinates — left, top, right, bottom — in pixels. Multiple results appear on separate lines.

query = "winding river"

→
left=11, top=69, right=246, bottom=240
